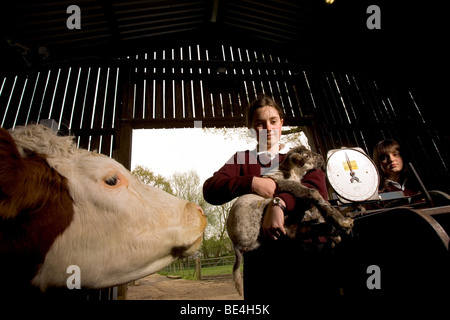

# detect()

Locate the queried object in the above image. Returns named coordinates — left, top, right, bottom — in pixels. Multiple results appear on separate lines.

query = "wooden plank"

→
left=100, top=134, right=113, bottom=157
left=292, top=72, right=313, bottom=118
left=113, top=120, right=132, bottom=169
left=189, top=45, right=204, bottom=119
left=90, top=67, right=109, bottom=152
left=239, top=48, right=256, bottom=104
left=280, top=80, right=295, bottom=118
left=365, top=78, right=390, bottom=124
left=257, top=50, right=274, bottom=99
left=77, top=68, right=93, bottom=129
left=77, top=135, right=90, bottom=150
left=132, top=59, right=296, bottom=72
left=98, top=67, right=119, bottom=156
left=142, top=54, right=154, bottom=121
left=192, top=79, right=203, bottom=119
left=1, top=76, right=18, bottom=128
left=324, top=71, right=348, bottom=126
left=133, top=55, right=144, bottom=120
left=5, top=76, right=29, bottom=128
left=219, top=46, right=234, bottom=118
left=12, top=76, right=34, bottom=128
left=197, top=45, right=213, bottom=119
left=202, top=84, right=213, bottom=118
left=69, top=67, right=89, bottom=131
left=229, top=45, right=245, bottom=118
left=48, top=68, right=69, bottom=127
left=153, top=50, right=164, bottom=119
left=174, top=47, right=184, bottom=119
left=99, top=67, right=114, bottom=130
left=134, top=70, right=299, bottom=82
left=210, top=85, right=223, bottom=118
left=183, top=78, right=193, bottom=119
left=336, top=72, right=360, bottom=125
left=144, top=77, right=154, bottom=120
left=129, top=115, right=313, bottom=130
left=247, top=50, right=263, bottom=96
left=0, top=77, right=13, bottom=124
left=319, top=71, right=353, bottom=149
left=58, top=67, right=79, bottom=132
left=163, top=49, right=174, bottom=120
left=314, top=85, right=343, bottom=150
left=38, top=69, right=60, bottom=124
left=266, top=55, right=283, bottom=109
left=111, top=64, right=133, bottom=167
left=165, top=78, right=174, bottom=119
left=343, top=74, right=371, bottom=124
left=80, top=67, right=98, bottom=130
left=78, top=67, right=100, bottom=151
left=181, top=46, right=193, bottom=119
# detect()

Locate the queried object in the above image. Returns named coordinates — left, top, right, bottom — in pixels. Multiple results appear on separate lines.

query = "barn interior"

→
left=1, top=0, right=448, bottom=193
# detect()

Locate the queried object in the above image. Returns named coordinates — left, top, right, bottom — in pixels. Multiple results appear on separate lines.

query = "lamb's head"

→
left=279, top=146, right=324, bottom=180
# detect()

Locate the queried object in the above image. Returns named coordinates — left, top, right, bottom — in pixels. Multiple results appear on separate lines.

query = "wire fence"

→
left=161, top=255, right=236, bottom=280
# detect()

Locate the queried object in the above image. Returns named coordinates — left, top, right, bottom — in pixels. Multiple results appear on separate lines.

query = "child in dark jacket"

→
left=202, top=94, right=337, bottom=299
left=203, top=94, right=328, bottom=240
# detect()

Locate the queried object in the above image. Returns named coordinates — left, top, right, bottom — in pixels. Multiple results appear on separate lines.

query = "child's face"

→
left=251, top=106, right=283, bottom=149
left=380, top=150, right=404, bottom=178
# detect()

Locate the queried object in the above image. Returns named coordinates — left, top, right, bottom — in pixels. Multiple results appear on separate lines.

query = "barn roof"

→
left=1, top=0, right=445, bottom=75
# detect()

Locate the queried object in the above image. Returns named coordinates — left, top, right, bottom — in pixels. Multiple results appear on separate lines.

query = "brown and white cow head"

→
left=0, top=124, right=206, bottom=295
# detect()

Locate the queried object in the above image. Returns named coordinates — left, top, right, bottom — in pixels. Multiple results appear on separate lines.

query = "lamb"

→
left=226, top=146, right=353, bottom=295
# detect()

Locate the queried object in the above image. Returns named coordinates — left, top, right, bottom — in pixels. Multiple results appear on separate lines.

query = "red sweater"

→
left=202, top=150, right=328, bottom=213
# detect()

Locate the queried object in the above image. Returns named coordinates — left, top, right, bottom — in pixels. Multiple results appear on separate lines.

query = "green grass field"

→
left=158, top=264, right=242, bottom=281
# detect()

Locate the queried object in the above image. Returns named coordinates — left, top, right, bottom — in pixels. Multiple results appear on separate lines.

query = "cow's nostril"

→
left=171, top=245, right=190, bottom=258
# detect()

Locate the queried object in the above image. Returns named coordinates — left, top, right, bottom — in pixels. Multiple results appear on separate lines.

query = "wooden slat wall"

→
left=300, top=70, right=450, bottom=190
left=1, top=43, right=449, bottom=191
left=1, top=64, right=120, bottom=157
left=129, top=44, right=310, bottom=129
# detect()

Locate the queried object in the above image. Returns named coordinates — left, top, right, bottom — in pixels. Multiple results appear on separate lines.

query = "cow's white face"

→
left=3, top=125, right=206, bottom=292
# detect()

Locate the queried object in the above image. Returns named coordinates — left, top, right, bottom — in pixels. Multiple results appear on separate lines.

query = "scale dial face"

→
left=326, top=148, right=380, bottom=202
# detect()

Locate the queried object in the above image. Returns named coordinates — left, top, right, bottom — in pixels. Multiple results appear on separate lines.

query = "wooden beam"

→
left=127, top=116, right=314, bottom=130
left=211, top=0, right=220, bottom=23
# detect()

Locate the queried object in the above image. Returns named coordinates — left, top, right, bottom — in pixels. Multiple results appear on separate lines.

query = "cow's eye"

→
left=105, top=175, right=118, bottom=186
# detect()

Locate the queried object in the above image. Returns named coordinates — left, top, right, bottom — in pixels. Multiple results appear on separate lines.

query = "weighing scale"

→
left=326, top=147, right=380, bottom=203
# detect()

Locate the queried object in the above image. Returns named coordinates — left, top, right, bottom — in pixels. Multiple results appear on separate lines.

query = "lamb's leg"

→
left=314, top=195, right=353, bottom=231
left=275, top=179, right=353, bottom=232
left=232, top=246, right=244, bottom=296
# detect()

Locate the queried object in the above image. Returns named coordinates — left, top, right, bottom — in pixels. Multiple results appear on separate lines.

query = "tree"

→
left=170, top=170, right=203, bottom=204
left=203, top=126, right=310, bottom=148
left=168, top=170, right=235, bottom=258
left=200, top=199, right=235, bottom=257
left=131, top=165, right=173, bottom=194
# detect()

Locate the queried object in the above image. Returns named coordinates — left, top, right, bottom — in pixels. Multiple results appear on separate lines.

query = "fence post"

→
left=195, top=257, right=201, bottom=280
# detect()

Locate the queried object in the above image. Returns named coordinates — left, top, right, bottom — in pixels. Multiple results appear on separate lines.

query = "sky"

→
left=131, top=127, right=256, bottom=184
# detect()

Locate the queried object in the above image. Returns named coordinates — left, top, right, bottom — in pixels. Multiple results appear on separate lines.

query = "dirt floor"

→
left=126, top=273, right=243, bottom=300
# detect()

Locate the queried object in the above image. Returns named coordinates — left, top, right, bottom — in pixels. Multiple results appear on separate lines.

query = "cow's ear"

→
left=0, top=128, right=25, bottom=218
